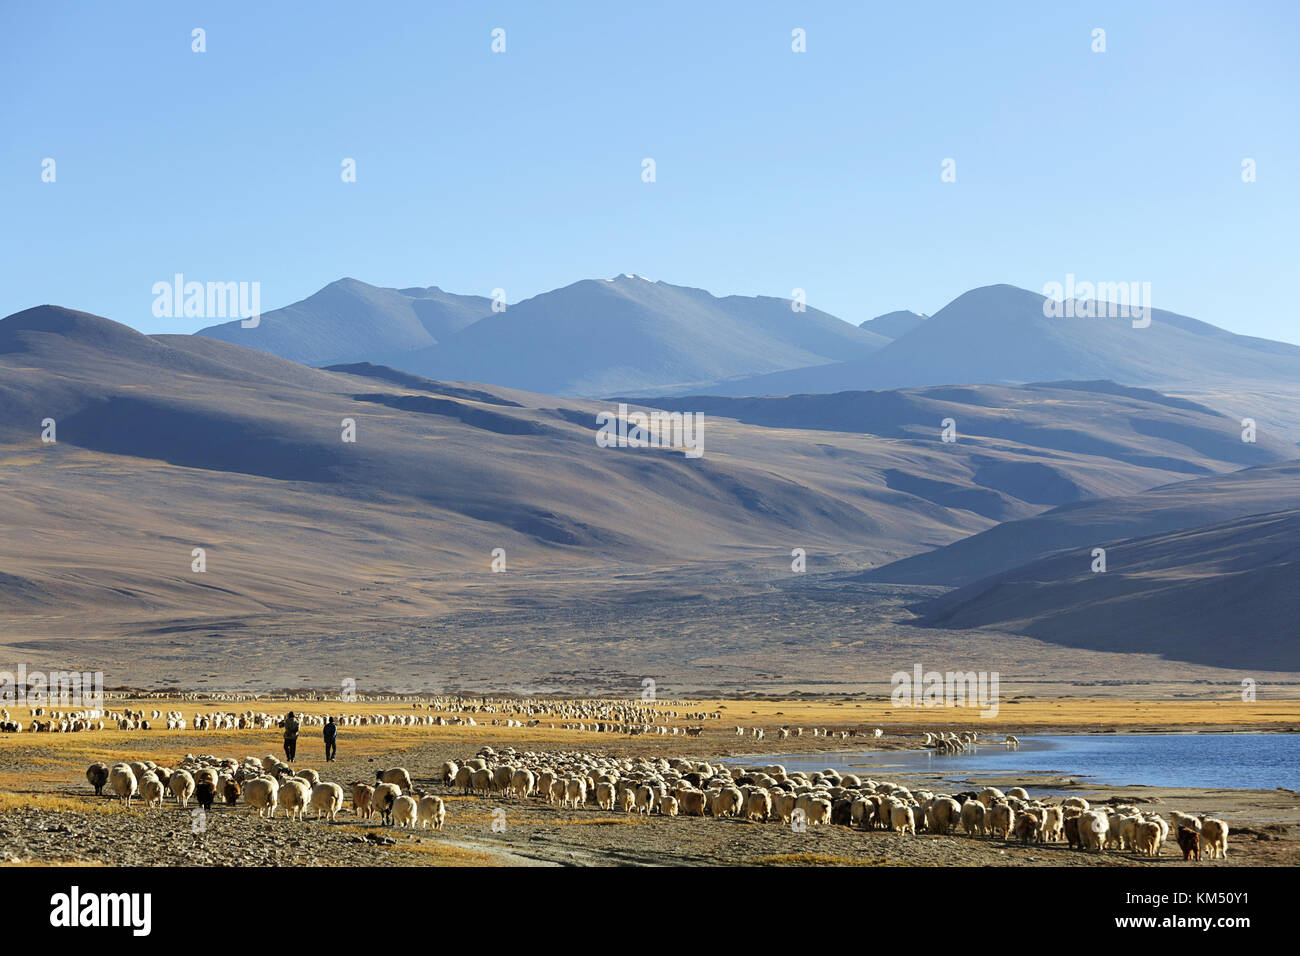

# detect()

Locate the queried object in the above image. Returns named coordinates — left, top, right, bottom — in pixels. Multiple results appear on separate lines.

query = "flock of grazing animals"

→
left=82, top=754, right=439, bottom=828
left=7, top=697, right=1011, bottom=749
left=77, top=744, right=1230, bottom=862
left=432, top=746, right=1228, bottom=860
left=6, top=697, right=718, bottom=736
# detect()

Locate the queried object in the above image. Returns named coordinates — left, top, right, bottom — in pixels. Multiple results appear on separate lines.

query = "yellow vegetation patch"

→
left=0, top=790, right=125, bottom=815
left=752, top=852, right=882, bottom=866
left=330, top=824, right=500, bottom=866
left=693, top=696, right=1300, bottom=730
left=384, top=841, right=502, bottom=866
left=549, top=816, right=656, bottom=826
left=0, top=859, right=110, bottom=867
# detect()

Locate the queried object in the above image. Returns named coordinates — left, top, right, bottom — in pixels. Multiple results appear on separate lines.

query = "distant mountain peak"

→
left=859, top=309, right=927, bottom=340
left=0, top=304, right=154, bottom=354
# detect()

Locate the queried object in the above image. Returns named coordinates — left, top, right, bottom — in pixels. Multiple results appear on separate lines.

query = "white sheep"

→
left=509, top=768, right=535, bottom=801
left=139, top=772, right=165, bottom=810
left=243, top=776, right=279, bottom=818
left=563, top=777, right=587, bottom=809
left=1079, top=810, right=1110, bottom=852
left=376, top=767, right=413, bottom=792
left=635, top=784, right=657, bottom=816
left=169, top=769, right=196, bottom=808
left=279, top=778, right=310, bottom=821
left=416, top=794, right=446, bottom=830
left=807, top=797, right=832, bottom=826
left=715, top=787, right=743, bottom=819
left=616, top=786, right=636, bottom=813
left=889, top=803, right=915, bottom=835
left=107, top=763, right=137, bottom=807
left=1132, top=820, right=1162, bottom=856
left=987, top=802, right=1014, bottom=840
left=372, top=782, right=401, bottom=825
left=591, top=781, right=613, bottom=810
left=927, top=796, right=961, bottom=835
left=310, top=782, right=344, bottom=822
left=392, top=794, right=418, bottom=828
left=294, top=768, right=320, bottom=788
left=1040, top=806, right=1064, bottom=842
left=774, top=792, right=798, bottom=824
left=744, top=789, right=771, bottom=822
left=1199, top=818, right=1229, bottom=859
left=960, top=799, right=986, bottom=837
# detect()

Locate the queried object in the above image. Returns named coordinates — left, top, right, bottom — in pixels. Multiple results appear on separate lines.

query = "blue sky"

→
left=3, top=1, right=1297, bottom=341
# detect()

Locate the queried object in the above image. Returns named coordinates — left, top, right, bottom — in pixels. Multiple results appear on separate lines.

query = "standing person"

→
left=323, top=716, right=337, bottom=762
left=280, top=711, right=300, bottom=763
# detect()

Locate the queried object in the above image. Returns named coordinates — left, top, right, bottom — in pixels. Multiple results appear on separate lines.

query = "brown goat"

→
left=1064, top=814, right=1081, bottom=849
left=1177, top=826, right=1201, bottom=861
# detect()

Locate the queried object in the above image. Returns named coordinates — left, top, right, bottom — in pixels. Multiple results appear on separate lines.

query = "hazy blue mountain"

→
left=700, top=284, right=1300, bottom=395
left=859, top=309, right=926, bottom=339
left=197, top=278, right=493, bottom=366
left=383, top=275, right=890, bottom=396
left=198, top=274, right=888, bottom=397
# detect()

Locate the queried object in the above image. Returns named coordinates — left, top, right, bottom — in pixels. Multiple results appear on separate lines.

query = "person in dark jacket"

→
left=323, top=716, right=338, bottom=762
left=280, top=711, right=300, bottom=762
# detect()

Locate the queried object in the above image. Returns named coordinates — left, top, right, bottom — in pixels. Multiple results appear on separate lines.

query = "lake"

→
left=735, top=734, right=1299, bottom=792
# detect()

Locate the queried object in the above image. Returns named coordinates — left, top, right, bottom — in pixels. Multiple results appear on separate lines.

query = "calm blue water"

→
left=735, top=734, right=1299, bottom=792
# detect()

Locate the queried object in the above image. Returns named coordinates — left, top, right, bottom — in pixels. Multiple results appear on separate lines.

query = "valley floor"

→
left=5, top=575, right=1298, bottom=697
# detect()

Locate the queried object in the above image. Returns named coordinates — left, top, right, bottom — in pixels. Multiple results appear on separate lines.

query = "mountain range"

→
left=198, top=279, right=1300, bottom=422
left=706, top=284, right=1300, bottom=397
left=201, top=275, right=891, bottom=397
left=3, top=282, right=1298, bottom=682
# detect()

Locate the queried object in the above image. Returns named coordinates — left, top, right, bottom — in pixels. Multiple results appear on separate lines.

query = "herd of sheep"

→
left=434, top=746, right=1227, bottom=859
left=83, top=754, right=444, bottom=830
left=80, top=744, right=1229, bottom=861
left=5, top=697, right=719, bottom=735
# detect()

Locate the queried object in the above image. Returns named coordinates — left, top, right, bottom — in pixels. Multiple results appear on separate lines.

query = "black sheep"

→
left=195, top=781, right=217, bottom=812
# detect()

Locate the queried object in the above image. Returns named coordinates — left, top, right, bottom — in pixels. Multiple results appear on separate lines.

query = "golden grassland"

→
left=0, top=791, right=126, bottom=814
left=20, top=691, right=1300, bottom=727
left=332, top=825, right=502, bottom=866
left=0, top=860, right=108, bottom=867
left=1, top=695, right=1295, bottom=779
left=752, top=853, right=887, bottom=866
left=691, top=696, right=1300, bottom=729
